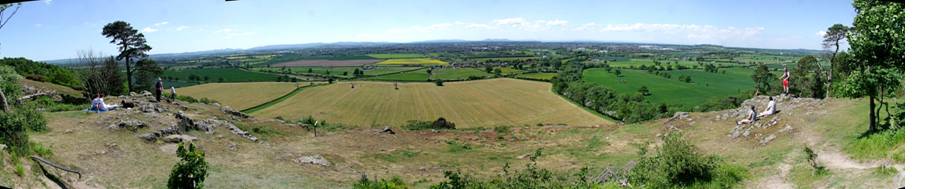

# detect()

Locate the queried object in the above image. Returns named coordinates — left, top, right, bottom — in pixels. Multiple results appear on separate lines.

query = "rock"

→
left=227, top=143, right=238, bottom=151
left=778, top=125, right=793, bottom=133
left=175, top=111, right=196, bottom=130
left=162, top=134, right=198, bottom=143
left=138, top=127, right=182, bottom=142
left=194, top=119, right=219, bottom=133
left=219, top=120, right=258, bottom=142
left=107, top=119, right=148, bottom=131
left=0, top=144, right=6, bottom=151
left=759, top=134, right=777, bottom=145
left=380, top=127, right=396, bottom=135
left=221, top=106, right=251, bottom=119
left=296, top=155, right=331, bottom=166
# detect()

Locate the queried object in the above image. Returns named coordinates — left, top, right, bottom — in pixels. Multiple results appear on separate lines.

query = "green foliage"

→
left=846, top=128, right=905, bottom=162
left=163, top=68, right=281, bottom=87
left=793, top=56, right=827, bottom=98
left=168, top=143, right=209, bottom=189
left=24, top=95, right=87, bottom=112
left=0, top=58, right=82, bottom=88
left=0, top=65, right=23, bottom=99
left=803, top=146, right=828, bottom=176
left=352, top=175, right=408, bottom=189
left=175, top=95, right=218, bottom=104
left=627, top=132, right=747, bottom=188
left=446, top=140, right=473, bottom=153
left=0, top=107, right=46, bottom=155
left=402, top=117, right=456, bottom=130
left=132, top=59, right=164, bottom=92
left=436, top=79, right=444, bottom=86
left=751, top=63, right=773, bottom=95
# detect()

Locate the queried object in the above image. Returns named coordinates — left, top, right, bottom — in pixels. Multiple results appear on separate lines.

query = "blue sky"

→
left=0, top=0, right=855, bottom=60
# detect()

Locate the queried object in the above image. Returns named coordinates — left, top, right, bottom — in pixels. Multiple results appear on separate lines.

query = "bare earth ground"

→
left=17, top=96, right=902, bottom=188
left=272, top=59, right=379, bottom=67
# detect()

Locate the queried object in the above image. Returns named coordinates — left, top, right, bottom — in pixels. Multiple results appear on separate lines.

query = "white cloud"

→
left=538, top=19, right=569, bottom=27
left=600, top=23, right=765, bottom=41
left=141, top=27, right=157, bottom=33
left=176, top=26, right=190, bottom=31
left=42, top=0, right=52, bottom=5
left=154, top=21, right=169, bottom=26
left=493, top=17, right=527, bottom=27
left=817, top=30, right=827, bottom=37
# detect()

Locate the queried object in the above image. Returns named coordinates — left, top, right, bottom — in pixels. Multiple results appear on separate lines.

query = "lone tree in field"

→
left=102, top=21, right=152, bottom=95
left=168, top=143, right=209, bottom=189
left=835, top=0, right=904, bottom=133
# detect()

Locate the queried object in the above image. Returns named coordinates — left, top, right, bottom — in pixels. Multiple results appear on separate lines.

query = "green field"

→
left=367, top=69, right=430, bottom=81
left=377, top=58, right=448, bottom=66
left=430, top=68, right=491, bottom=80
left=581, top=68, right=754, bottom=107
left=516, top=72, right=558, bottom=81
left=252, top=78, right=612, bottom=128
left=162, top=68, right=282, bottom=87
left=367, top=53, right=428, bottom=59
left=176, top=82, right=301, bottom=110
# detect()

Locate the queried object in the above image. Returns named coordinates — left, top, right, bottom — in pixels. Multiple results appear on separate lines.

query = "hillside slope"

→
left=16, top=94, right=902, bottom=188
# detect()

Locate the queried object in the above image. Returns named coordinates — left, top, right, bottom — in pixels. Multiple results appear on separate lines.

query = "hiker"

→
left=155, top=77, right=164, bottom=102
left=170, top=86, right=177, bottom=101
left=760, top=96, right=778, bottom=117
left=780, top=65, right=791, bottom=95
left=737, top=105, right=758, bottom=125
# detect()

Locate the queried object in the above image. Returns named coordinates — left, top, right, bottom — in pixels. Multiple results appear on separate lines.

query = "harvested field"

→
left=176, top=82, right=301, bottom=110
left=377, top=58, right=448, bottom=66
left=253, top=78, right=612, bottom=128
left=272, top=59, right=379, bottom=67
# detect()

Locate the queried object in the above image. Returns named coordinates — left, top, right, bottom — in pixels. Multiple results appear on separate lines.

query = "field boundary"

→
left=241, top=83, right=328, bottom=113
left=508, top=78, right=620, bottom=124
left=357, top=67, right=427, bottom=80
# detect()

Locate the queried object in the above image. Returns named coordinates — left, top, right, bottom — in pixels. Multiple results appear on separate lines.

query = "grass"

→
left=252, top=79, right=613, bottom=128
left=582, top=68, right=754, bottom=108
left=176, top=82, right=302, bottom=110
left=241, top=83, right=326, bottom=113
left=367, top=69, right=430, bottom=81
left=377, top=58, right=448, bottom=66
left=367, top=53, right=428, bottom=59
left=430, top=68, right=491, bottom=80
left=163, top=68, right=282, bottom=87
left=516, top=73, right=557, bottom=81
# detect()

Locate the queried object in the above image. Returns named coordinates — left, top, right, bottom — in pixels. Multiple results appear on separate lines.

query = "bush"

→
left=168, top=143, right=209, bottom=189
left=353, top=175, right=408, bottom=189
left=402, top=117, right=456, bottom=130
left=1, top=108, right=47, bottom=155
left=627, top=132, right=747, bottom=188
left=435, top=79, right=444, bottom=86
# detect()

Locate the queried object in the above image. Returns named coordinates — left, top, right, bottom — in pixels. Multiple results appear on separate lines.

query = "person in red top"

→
left=780, top=65, right=791, bottom=95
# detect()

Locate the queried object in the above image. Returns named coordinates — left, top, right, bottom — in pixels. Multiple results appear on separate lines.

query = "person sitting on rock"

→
left=759, top=96, right=778, bottom=117
left=737, top=105, right=758, bottom=125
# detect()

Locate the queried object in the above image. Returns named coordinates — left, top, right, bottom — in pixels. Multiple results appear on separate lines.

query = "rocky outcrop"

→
left=296, top=155, right=331, bottom=166
left=138, top=127, right=182, bottom=142
left=106, top=119, right=148, bottom=131
left=161, top=134, right=198, bottom=143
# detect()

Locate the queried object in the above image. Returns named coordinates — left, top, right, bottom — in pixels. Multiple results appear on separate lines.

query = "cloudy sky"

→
left=0, top=0, right=855, bottom=60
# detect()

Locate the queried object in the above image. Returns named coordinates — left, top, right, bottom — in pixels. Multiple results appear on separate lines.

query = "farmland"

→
left=162, top=68, right=282, bottom=87
left=377, top=58, right=448, bottom=65
left=271, top=59, right=379, bottom=67
left=367, top=53, right=428, bottom=59
left=366, top=69, right=431, bottom=81
left=516, top=72, right=557, bottom=81
left=175, top=82, right=301, bottom=110
left=430, top=68, right=491, bottom=80
left=252, top=78, right=612, bottom=128
left=581, top=68, right=754, bottom=108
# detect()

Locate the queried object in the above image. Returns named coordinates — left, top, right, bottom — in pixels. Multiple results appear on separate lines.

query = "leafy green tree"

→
left=168, top=143, right=209, bottom=189
left=102, top=21, right=152, bottom=95
left=839, top=0, right=904, bottom=132
left=132, top=59, right=163, bottom=92
left=638, top=86, right=651, bottom=96
left=793, top=56, right=827, bottom=98
left=751, top=64, right=773, bottom=95
left=822, top=24, right=850, bottom=96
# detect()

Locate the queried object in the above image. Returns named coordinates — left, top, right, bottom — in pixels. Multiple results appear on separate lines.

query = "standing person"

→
left=155, top=77, right=164, bottom=102
left=780, top=65, right=791, bottom=95
left=170, top=86, right=177, bottom=101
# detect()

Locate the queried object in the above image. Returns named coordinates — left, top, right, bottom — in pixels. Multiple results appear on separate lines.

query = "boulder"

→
left=296, top=155, right=331, bottom=166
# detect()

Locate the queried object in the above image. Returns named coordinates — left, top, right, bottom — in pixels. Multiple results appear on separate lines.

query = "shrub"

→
left=402, top=117, right=456, bottom=130
left=435, top=79, right=444, bottom=86
left=1, top=108, right=47, bottom=155
left=627, top=132, right=747, bottom=188
left=168, top=143, right=209, bottom=189
left=352, top=175, right=408, bottom=189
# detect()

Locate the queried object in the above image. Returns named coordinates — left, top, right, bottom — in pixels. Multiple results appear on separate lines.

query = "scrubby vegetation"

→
left=168, top=143, right=209, bottom=189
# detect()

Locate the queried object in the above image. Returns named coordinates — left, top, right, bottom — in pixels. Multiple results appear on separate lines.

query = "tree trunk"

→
left=868, top=94, right=877, bottom=132
left=125, top=57, right=133, bottom=95
left=0, top=90, right=9, bottom=113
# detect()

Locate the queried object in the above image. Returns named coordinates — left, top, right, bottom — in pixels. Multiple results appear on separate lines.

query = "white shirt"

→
left=766, top=100, right=776, bottom=113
